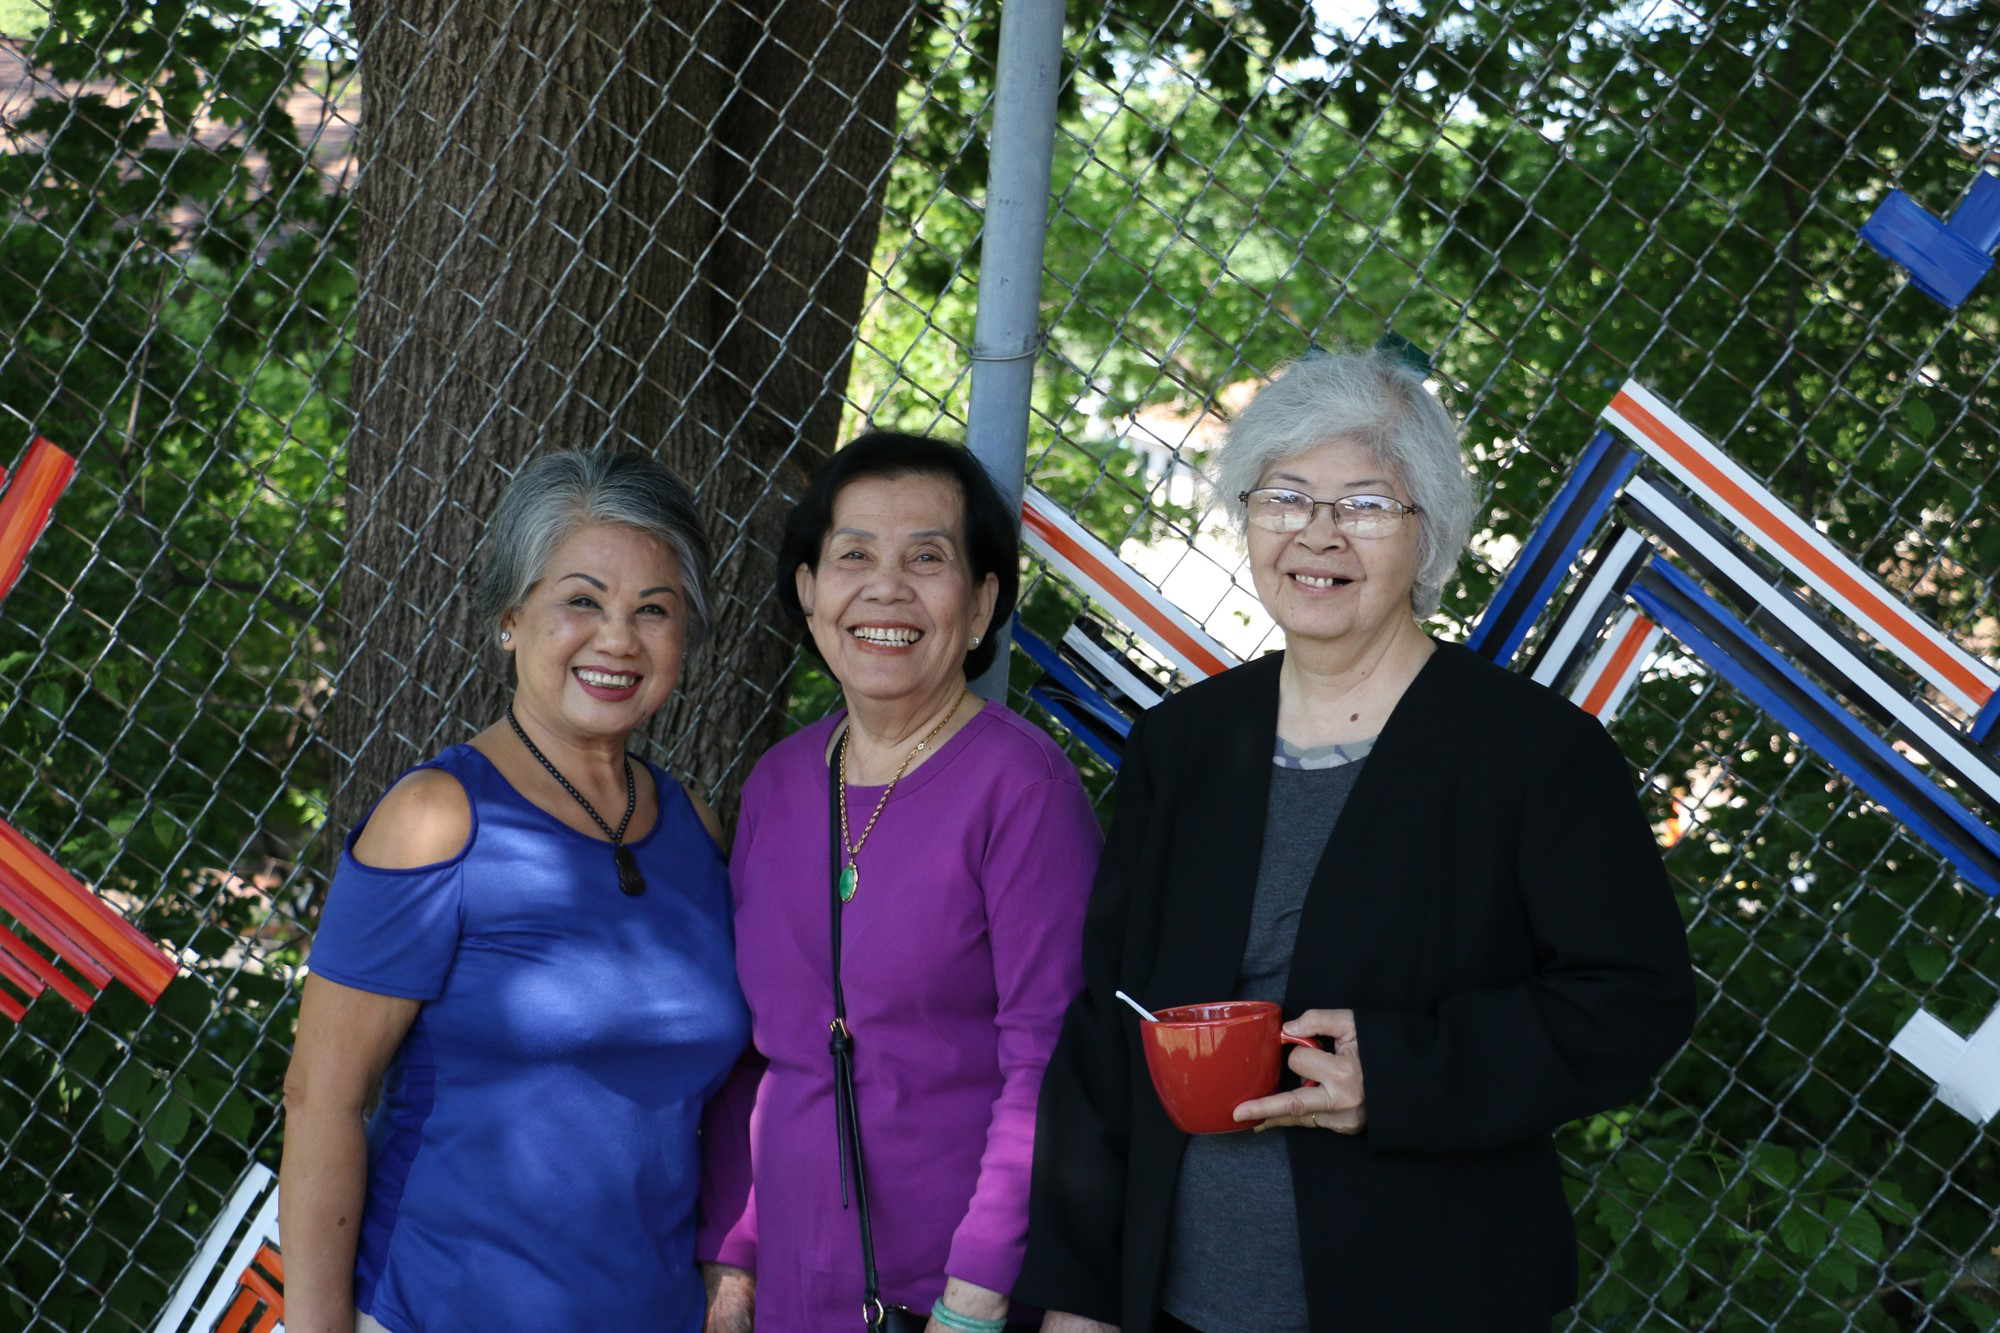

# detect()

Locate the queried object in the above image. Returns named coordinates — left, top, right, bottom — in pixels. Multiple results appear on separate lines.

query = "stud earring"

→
left=500, top=631, right=512, bottom=643
left=970, top=635, right=982, bottom=650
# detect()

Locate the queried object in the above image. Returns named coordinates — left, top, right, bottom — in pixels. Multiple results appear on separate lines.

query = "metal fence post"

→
left=964, top=0, right=1064, bottom=701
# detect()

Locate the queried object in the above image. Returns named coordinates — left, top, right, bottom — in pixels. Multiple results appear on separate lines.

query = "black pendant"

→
left=614, top=843, right=647, bottom=897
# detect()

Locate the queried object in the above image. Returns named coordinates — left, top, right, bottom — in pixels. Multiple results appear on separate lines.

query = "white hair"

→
left=1214, top=348, right=1477, bottom=617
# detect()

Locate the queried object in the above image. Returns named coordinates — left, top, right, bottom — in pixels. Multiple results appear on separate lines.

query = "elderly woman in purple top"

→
left=699, top=432, right=1102, bottom=1332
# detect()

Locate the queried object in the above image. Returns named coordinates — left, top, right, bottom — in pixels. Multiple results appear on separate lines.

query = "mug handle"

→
left=1279, top=1031, right=1322, bottom=1088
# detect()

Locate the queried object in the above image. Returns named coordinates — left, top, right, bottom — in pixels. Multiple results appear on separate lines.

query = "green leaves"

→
left=0, top=0, right=339, bottom=1321
left=1775, top=1202, right=1832, bottom=1257
left=1644, top=1198, right=1699, bottom=1248
left=1904, top=940, right=1949, bottom=984
left=1564, top=1120, right=1986, bottom=1328
left=1901, top=396, right=1936, bottom=442
left=1751, top=1142, right=1801, bottom=1189
left=1840, top=1206, right=1886, bottom=1263
left=95, top=1064, right=199, bottom=1177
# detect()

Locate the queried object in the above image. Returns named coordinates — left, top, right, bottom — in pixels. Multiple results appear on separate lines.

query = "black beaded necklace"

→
left=506, top=706, right=646, bottom=897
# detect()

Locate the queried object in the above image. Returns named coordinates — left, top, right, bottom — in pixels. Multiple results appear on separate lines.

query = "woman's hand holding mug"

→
left=1233, top=1008, right=1365, bottom=1133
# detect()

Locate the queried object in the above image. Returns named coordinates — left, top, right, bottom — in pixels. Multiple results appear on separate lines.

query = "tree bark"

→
left=330, top=0, right=919, bottom=853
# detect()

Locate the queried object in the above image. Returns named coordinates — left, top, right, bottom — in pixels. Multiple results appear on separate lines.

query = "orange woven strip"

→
left=1580, top=616, right=1655, bottom=717
left=1021, top=503, right=1230, bottom=678
left=0, top=849, right=119, bottom=991
left=0, top=438, right=76, bottom=607
left=237, top=1260, right=282, bottom=1313
left=1611, top=390, right=1989, bottom=707
left=216, top=1286, right=259, bottom=1333
left=252, top=1243, right=284, bottom=1285
left=0, top=821, right=175, bottom=1000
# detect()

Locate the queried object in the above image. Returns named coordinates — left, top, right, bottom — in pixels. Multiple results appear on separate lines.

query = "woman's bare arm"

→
left=701, top=1262, right=755, bottom=1333
left=278, top=975, right=420, bottom=1333
left=278, top=769, right=467, bottom=1331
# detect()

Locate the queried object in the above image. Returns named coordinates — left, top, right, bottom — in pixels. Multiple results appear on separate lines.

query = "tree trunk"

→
left=330, top=0, right=919, bottom=853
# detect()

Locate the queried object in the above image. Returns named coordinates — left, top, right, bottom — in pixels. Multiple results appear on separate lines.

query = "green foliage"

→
left=0, top=1, right=42, bottom=36
left=0, top=1, right=350, bottom=1325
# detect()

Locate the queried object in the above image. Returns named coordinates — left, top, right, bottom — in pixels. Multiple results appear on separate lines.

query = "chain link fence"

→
left=1, top=0, right=1997, bottom=1328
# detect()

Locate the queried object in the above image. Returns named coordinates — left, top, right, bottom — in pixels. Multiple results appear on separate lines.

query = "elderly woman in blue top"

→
left=280, top=451, right=749, bottom=1333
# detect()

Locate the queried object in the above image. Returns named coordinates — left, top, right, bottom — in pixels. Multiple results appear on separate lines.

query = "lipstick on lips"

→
left=574, top=666, right=641, bottom=701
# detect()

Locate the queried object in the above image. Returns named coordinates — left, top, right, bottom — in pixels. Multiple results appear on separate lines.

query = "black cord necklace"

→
left=506, top=706, right=646, bottom=897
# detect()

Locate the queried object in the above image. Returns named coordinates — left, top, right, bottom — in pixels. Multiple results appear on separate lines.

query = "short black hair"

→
left=775, top=431, right=1020, bottom=679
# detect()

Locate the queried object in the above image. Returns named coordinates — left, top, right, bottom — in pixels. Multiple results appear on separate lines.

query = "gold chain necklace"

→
left=836, top=690, right=969, bottom=904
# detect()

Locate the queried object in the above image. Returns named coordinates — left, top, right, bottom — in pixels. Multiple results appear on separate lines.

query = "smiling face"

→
left=501, top=522, right=687, bottom=742
left=1247, top=437, right=1424, bottom=651
left=795, top=472, right=999, bottom=710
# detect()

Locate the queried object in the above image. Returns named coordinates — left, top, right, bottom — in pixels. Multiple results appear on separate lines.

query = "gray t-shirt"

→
left=1159, top=741, right=1369, bottom=1333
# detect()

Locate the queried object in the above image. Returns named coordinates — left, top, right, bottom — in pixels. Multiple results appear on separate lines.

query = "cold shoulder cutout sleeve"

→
left=308, top=772, right=475, bottom=1002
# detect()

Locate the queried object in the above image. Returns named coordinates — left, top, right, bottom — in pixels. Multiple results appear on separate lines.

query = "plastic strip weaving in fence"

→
left=1860, top=170, right=2000, bottom=310
left=152, top=1163, right=283, bottom=1333
left=0, top=438, right=74, bottom=609
left=0, top=437, right=177, bottom=1025
left=1461, top=380, right=2000, bottom=1127
left=1020, top=487, right=1238, bottom=683
left=1603, top=381, right=2000, bottom=717
left=1567, top=607, right=1661, bottom=725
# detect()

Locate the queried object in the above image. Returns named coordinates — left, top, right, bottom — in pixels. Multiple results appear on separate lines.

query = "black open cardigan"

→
left=1014, top=644, right=1697, bottom=1331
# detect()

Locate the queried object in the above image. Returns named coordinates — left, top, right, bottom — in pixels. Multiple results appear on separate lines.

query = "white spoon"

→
left=1114, top=989, right=1159, bottom=1022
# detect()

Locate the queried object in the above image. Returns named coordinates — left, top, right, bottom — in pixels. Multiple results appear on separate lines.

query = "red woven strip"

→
left=0, top=820, right=175, bottom=1000
left=0, top=872, right=115, bottom=990
left=251, top=1242, right=284, bottom=1285
left=0, top=918, right=95, bottom=1010
left=0, top=928, right=45, bottom=998
left=0, top=438, right=77, bottom=608
left=0, top=989, right=25, bottom=1023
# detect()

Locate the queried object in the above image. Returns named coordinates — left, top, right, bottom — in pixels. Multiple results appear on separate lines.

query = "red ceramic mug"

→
left=1139, top=1000, right=1321, bottom=1135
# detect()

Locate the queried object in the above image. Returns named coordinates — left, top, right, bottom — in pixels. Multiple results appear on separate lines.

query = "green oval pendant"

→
left=838, top=864, right=858, bottom=903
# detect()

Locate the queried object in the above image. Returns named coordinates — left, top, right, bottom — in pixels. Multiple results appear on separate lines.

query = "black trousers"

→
left=1158, top=1316, right=1203, bottom=1333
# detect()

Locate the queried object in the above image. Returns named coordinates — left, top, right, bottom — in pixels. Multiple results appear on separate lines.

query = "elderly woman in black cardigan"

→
left=1015, top=348, right=1696, bottom=1333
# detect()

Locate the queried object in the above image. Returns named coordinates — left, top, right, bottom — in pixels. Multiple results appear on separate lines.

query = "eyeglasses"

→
left=1238, top=488, right=1421, bottom=538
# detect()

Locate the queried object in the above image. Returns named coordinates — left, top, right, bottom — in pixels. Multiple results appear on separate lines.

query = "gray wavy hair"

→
left=1214, top=348, right=1477, bottom=617
left=471, top=450, right=713, bottom=649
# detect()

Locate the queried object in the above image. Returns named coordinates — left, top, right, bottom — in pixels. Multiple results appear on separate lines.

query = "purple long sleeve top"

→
left=698, top=700, right=1101, bottom=1328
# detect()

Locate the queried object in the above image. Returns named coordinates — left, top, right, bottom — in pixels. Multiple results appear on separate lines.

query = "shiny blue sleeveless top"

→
left=310, top=742, right=750, bottom=1333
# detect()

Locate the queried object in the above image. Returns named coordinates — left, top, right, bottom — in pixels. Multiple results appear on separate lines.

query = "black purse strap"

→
left=829, top=729, right=889, bottom=1331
